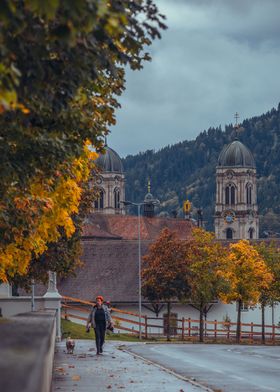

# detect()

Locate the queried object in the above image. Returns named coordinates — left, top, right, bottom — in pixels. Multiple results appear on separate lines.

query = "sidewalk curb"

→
left=118, top=345, right=215, bottom=392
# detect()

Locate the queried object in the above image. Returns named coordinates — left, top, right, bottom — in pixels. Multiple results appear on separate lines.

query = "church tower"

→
left=143, top=180, right=157, bottom=218
left=94, top=144, right=125, bottom=214
left=214, top=123, right=259, bottom=240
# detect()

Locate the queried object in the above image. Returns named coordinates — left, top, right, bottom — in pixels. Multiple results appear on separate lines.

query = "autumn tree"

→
left=254, top=241, right=280, bottom=343
left=9, top=174, right=100, bottom=290
left=0, top=144, right=98, bottom=281
left=142, top=228, right=191, bottom=341
left=220, top=240, right=273, bottom=343
left=184, top=228, right=229, bottom=342
left=0, top=1, right=166, bottom=280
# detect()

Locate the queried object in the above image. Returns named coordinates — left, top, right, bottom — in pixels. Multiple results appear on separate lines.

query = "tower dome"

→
left=143, top=180, right=159, bottom=218
left=218, top=140, right=255, bottom=168
left=144, top=192, right=154, bottom=202
left=93, top=143, right=125, bottom=215
left=96, top=146, right=124, bottom=173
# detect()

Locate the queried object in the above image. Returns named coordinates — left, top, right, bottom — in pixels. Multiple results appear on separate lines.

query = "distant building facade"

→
left=93, top=145, right=125, bottom=215
left=5, top=139, right=278, bottom=334
left=214, top=139, right=259, bottom=240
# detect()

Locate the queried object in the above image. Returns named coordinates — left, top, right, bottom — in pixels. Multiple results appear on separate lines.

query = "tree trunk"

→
left=167, top=301, right=171, bottom=342
left=236, top=299, right=242, bottom=343
left=199, top=304, right=204, bottom=343
left=261, top=303, right=265, bottom=344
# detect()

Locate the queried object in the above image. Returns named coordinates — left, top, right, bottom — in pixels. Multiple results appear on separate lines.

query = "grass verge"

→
left=61, top=319, right=141, bottom=342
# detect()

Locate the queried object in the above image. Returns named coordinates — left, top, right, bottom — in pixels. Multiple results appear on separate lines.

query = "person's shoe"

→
left=100, top=347, right=103, bottom=353
left=96, top=351, right=100, bottom=355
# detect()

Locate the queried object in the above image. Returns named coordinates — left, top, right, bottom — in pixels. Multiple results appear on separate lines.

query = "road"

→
left=126, top=343, right=280, bottom=392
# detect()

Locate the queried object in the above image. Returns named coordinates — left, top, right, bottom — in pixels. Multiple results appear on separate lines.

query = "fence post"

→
left=250, top=322, right=254, bottom=344
left=182, top=317, right=185, bottom=341
left=63, top=297, right=68, bottom=320
left=145, top=315, right=148, bottom=339
left=272, top=324, right=275, bottom=345
left=214, top=320, right=217, bottom=341
left=188, top=318, right=191, bottom=338
left=227, top=322, right=230, bottom=340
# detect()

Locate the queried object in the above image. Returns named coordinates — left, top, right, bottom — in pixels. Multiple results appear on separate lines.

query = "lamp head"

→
left=120, top=200, right=132, bottom=206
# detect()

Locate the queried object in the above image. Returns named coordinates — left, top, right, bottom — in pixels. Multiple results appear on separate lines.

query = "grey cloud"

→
left=109, top=0, right=280, bottom=157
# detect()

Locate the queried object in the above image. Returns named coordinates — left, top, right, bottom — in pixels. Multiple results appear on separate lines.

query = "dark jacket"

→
left=87, top=304, right=112, bottom=329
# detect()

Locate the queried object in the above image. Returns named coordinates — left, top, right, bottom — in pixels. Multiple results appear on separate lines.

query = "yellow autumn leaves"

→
left=219, top=240, right=273, bottom=305
left=143, top=227, right=277, bottom=342
left=0, top=142, right=97, bottom=282
left=143, top=227, right=276, bottom=309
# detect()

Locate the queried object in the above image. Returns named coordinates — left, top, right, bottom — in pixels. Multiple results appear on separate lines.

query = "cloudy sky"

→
left=109, top=0, right=280, bottom=157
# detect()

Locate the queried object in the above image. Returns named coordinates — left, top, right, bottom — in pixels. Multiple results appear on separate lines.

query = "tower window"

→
left=246, top=184, right=252, bottom=205
left=249, top=227, right=254, bottom=239
left=226, top=228, right=233, bottom=239
left=94, top=188, right=104, bottom=209
left=225, top=184, right=235, bottom=205
left=114, top=188, right=120, bottom=209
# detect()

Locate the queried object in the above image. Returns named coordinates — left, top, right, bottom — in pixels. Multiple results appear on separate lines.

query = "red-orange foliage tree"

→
left=142, top=228, right=191, bottom=340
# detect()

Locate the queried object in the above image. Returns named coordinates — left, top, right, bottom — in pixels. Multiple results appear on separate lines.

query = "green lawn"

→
left=0, top=318, right=9, bottom=324
left=61, top=319, right=142, bottom=342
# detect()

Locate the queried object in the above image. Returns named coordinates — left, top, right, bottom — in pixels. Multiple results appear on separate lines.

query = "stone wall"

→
left=0, top=310, right=56, bottom=392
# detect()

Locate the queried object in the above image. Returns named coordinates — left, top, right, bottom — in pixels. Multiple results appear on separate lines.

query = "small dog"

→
left=66, top=336, right=75, bottom=354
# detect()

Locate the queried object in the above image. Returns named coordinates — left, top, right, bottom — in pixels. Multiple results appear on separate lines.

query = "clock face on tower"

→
left=225, top=215, right=233, bottom=223
left=223, top=210, right=235, bottom=224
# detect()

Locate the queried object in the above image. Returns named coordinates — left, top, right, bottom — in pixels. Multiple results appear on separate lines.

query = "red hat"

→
left=96, top=295, right=104, bottom=301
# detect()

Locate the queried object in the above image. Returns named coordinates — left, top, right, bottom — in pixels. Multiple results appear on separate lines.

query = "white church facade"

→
left=211, top=136, right=278, bottom=327
left=214, top=139, right=259, bottom=240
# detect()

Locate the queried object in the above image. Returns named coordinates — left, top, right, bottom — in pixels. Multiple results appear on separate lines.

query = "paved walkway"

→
left=52, top=340, right=205, bottom=392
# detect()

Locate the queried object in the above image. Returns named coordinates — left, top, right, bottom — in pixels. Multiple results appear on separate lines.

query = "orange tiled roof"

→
left=83, top=213, right=193, bottom=240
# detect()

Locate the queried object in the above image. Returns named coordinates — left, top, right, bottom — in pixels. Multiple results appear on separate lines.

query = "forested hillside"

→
left=122, top=104, right=280, bottom=236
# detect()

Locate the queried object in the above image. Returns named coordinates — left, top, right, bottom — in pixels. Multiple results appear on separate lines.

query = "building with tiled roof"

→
left=58, top=214, right=193, bottom=304
left=58, top=139, right=279, bottom=328
left=58, top=145, right=194, bottom=306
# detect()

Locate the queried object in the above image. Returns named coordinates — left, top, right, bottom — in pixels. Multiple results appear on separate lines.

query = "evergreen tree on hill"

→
left=123, top=104, right=280, bottom=236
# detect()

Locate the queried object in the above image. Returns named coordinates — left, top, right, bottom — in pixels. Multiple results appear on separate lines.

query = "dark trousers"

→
left=94, top=322, right=106, bottom=353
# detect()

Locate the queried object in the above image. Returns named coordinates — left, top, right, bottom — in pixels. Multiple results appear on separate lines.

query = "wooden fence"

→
left=61, top=296, right=280, bottom=343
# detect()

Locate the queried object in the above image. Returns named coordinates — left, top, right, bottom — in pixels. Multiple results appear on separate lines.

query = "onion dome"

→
left=95, top=146, right=124, bottom=173
left=144, top=192, right=154, bottom=202
left=218, top=140, right=255, bottom=168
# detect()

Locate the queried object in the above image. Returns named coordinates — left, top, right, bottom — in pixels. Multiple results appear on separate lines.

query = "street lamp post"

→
left=121, top=201, right=144, bottom=339
left=137, top=203, right=142, bottom=340
left=31, top=279, right=35, bottom=311
left=121, top=199, right=159, bottom=340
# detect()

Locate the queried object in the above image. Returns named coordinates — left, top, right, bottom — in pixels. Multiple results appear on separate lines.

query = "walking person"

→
left=86, top=295, right=113, bottom=354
